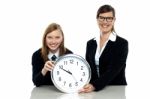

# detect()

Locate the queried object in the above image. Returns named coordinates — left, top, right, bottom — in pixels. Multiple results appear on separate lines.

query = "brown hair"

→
left=41, top=23, right=66, bottom=62
left=96, top=4, right=116, bottom=32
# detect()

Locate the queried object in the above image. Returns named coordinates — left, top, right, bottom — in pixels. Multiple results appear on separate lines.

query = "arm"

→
left=32, top=48, right=72, bottom=87
left=32, top=50, right=45, bottom=87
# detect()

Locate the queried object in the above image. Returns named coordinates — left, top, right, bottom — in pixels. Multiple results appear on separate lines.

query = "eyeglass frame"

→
left=98, top=16, right=114, bottom=22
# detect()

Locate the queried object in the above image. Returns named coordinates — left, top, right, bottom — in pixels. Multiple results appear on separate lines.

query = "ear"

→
left=113, top=17, right=116, bottom=21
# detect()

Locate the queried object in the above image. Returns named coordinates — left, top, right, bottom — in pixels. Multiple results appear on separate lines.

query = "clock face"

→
left=51, top=54, right=91, bottom=93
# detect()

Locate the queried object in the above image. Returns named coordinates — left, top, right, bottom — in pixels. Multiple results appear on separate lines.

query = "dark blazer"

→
left=86, top=35, right=128, bottom=91
left=32, top=48, right=73, bottom=87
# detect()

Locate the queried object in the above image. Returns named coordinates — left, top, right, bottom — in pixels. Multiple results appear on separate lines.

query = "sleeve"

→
left=32, top=51, right=45, bottom=87
left=85, top=40, right=98, bottom=82
left=91, top=40, right=128, bottom=91
left=85, top=42, right=90, bottom=64
left=65, top=48, right=73, bottom=54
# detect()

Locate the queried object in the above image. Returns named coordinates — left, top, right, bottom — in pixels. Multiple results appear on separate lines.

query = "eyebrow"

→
left=99, top=16, right=113, bottom=18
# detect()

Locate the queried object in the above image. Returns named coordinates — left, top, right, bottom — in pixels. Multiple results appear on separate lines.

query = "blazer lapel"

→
left=100, top=40, right=115, bottom=60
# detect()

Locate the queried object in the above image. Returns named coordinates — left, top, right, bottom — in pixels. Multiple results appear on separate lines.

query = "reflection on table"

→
left=30, top=85, right=126, bottom=99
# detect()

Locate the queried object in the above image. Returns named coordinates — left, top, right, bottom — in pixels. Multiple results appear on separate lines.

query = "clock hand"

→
left=67, top=70, right=72, bottom=75
left=60, top=67, right=77, bottom=81
left=68, top=70, right=77, bottom=82
left=60, top=67, right=72, bottom=75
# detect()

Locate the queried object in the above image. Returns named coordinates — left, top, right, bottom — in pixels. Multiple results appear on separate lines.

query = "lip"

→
left=50, top=45, right=57, bottom=48
left=103, top=25, right=108, bottom=28
left=48, top=43, right=57, bottom=47
left=101, top=24, right=110, bottom=28
left=50, top=44, right=56, bottom=47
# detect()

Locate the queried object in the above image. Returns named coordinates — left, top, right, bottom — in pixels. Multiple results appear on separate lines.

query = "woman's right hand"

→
left=41, top=61, right=55, bottom=76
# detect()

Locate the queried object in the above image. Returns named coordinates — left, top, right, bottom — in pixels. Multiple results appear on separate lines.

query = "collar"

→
left=94, top=32, right=117, bottom=43
left=48, top=49, right=59, bottom=60
left=109, top=32, right=116, bottom=42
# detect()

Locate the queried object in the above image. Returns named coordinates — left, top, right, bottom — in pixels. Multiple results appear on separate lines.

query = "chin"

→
left=50, top=47, right=59, bottom=52
left=102, top=29, right=111, bottom=33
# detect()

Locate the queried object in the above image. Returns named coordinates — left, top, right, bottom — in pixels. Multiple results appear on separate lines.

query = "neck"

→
left=100, top=32, right=111, bottom=40
left=50, top=49, right=59, bottom=54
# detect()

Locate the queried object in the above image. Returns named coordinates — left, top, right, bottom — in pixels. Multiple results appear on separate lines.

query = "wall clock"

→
left=51, top=54, right=91, bottom=93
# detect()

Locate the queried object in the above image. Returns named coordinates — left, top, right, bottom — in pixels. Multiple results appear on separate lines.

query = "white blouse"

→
left=95, top=32, right=117, bottom=66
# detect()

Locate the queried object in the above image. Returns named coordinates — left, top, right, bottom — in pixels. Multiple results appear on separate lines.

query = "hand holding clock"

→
left=79, top=84, right=95, bottom=93
left=41, top=61, right=54, bottom=76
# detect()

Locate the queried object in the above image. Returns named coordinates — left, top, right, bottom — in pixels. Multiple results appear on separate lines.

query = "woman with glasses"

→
left=32, top=23, right=73, bottom=87
left=80, top=4, right=129, bottom=92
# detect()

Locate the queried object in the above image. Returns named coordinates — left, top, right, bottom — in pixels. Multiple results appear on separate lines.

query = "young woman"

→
left=32, top=23, right=72, bottom=87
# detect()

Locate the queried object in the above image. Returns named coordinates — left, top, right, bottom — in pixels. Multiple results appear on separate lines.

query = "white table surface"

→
left=30, top=85, right=126, bottom=99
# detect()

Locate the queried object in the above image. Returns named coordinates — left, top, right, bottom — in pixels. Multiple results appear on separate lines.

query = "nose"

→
left=50, top=38, right=57, bottom=44
left=103, top=18, right=108, bottom=23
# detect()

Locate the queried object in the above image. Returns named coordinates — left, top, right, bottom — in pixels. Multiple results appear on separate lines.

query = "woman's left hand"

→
left=79, top=84, right=95, bottom=93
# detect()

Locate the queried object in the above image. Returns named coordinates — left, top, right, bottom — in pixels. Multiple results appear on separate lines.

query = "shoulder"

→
left=32, top=48, right=42, bottom=58
left=86, top=38, right=97, bottom=47
left=65, top=48, right=73, bottom=54
left=32, top=48, right=43, bottom=64
left=116, top=35, right=128, bottom=44
left=115, top=36, right=128, bottom=50
left=87, top=38, right=96, bottom=44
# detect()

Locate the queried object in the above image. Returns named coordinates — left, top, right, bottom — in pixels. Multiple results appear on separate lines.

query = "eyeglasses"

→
left=98, top=16, right=114, bottom=22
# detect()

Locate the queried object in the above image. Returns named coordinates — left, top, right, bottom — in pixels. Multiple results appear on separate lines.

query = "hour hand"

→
left=60, top=67, right=77, bottom=81
left=60, top=67, right=72, bottom=75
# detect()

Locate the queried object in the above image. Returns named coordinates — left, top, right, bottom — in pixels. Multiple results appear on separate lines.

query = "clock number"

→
left=75, top=82, right=78, bottom=86
left=57, top=71, right=60, bottom=75
left=64, top=61, right=67, bottom=65
left=80, top=78, right=83, bottom=82
left=76, top=62, right=78, bottom=66
left=82, top=72, right=85, bottom=76
left=59, top=65, right=63, bottom=69
left=69, top=83, right=72, bottom=87
left=81, top=66, right=83, bottom=70
left=63, top=81, right=66, bottom=86
left=69, top=59, right=74, bottom=64
left=58, top=77, right=61, bottom=81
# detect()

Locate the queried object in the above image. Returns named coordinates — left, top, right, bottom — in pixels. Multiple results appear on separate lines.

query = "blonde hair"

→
left=41, top=23, right=66, bottom=62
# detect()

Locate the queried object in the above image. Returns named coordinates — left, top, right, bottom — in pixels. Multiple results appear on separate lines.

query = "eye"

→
left=99, top=16, right=105, bottom=20
left=55, top=36, right=60, bottom=39
left=107, top=17, right=113, bottom=20
left=47, top=36, right=52, bottom=39
left=98, top=16, right=114, bottom=22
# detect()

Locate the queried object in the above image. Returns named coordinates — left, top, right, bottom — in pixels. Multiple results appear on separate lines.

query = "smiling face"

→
left=97, top=11, right=115, bottom=34
left=46, top=29, right=63, bottom=53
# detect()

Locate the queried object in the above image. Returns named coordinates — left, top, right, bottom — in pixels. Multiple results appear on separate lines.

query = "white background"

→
left=0, top=0, right=150, bottom=99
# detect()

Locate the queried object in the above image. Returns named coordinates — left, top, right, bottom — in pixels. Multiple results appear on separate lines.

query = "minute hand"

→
left=60, top=67, right=72, bottom=75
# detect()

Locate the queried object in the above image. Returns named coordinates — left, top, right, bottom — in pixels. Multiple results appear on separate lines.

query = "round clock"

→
left=51, top=54, right=91, bottom=93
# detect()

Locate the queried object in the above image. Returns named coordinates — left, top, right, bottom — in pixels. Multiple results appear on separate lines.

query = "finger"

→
left=78, top=88, right=85, bottom=93
left=47, top=60, right=55, bottom=64
left=45, top=66, right=50, bottom=71
left=79, top=88, right=90, bottom=93
left=51, top=61, right=55, bottom=65
left=47, top=61, right=55, bottom=67
left=78, top=85, right=89, bottom=93
left=83, top=84, right=90, bottom=89
left=45, top=64, right=53, bottom=71
left=44, top=64, right=51, bottom=70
